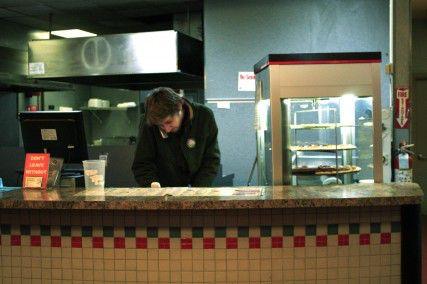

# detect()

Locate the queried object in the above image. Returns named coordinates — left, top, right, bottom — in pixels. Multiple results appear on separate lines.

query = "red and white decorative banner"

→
left=394, top=88, right=410, bottom=129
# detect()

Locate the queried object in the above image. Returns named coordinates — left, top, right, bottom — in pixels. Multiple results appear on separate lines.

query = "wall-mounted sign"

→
left=28, top=62, right=45, bottom=75
left=22, top=153, right=50, bottom=189
left=394, top=88, right=410, bottom=129
left=238, top=72, right=256, bottom=92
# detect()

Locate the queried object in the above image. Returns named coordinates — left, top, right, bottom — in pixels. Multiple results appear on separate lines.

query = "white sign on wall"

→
left=238, top=72, right=255, bottom=92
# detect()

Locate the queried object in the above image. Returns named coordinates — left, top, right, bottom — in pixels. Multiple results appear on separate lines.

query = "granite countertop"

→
left=0, top=182, right=422, bottom=210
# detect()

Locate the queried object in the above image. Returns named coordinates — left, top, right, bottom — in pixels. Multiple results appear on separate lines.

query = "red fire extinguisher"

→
left=393, top=141, right=414, bottom=182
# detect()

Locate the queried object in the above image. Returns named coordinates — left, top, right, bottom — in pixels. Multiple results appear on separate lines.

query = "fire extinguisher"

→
left=393, top=141, right=414, bottom=182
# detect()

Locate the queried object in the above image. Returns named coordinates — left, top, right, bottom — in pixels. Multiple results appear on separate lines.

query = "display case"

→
left=254, top=53, right=382, bottom=186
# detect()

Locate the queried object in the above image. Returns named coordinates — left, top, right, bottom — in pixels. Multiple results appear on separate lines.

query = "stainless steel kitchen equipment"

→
left=28, top=30, right=203, bottom=90
left=0, top=46, right=72, bottom=92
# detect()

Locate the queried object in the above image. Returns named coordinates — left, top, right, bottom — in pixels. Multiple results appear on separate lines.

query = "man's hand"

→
left=150, top=182, right=161, bottom=188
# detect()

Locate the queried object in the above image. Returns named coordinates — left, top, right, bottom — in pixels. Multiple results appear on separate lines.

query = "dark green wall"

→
left=413, top=20, right=427, bottom=75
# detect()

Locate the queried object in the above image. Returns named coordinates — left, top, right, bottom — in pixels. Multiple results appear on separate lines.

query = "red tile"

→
left=226, top=237, right=238, bottom=249
left=114, top=237, right=125, bottom=249
left=359, top=234, right=370, bottom=245
left=181, top=238, right=193, bottom=249
left=271, top=237, right=283, bottom=248
left=11, top=235, right=21, bottom=246
left=249, top=237, right=260, bottom=249
left=338, top=234, right=349, bottom=246
left=294, top=236, right=305, bottom=248
left=31, top=235, right=41, bottom=247
left=158, top=238, right=170, bottom=249
left=203, top=238, right=215, bottom=249
left=380, top=233, right=391, bottom=244
left=71, top=237, right=82, bottom=248
left=51, top=236, right=61, bottom=247
left=316, top=235, right=327, bottom=247
left=92, top=237, right=104, bottom=249
left=136, top=237, right=147, bottom=249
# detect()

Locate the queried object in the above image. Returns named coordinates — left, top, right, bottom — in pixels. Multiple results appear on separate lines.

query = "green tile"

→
left=349, top=223, right=360, bottom=234
left=125, top=227, right=136, bottom=238
left=169, top=227, right=181, bottom=238
left=20, top=225, right=31, bottom=235
left=1, top=224, right=11, bottom=235
left=327, top=224, right=338, bottom=235
left=81, top=226, right=92, bottom=237
left=305, top=225, right=316, bottom=236
left=147, top=227, right=158, bottom=238
left=238, top=227, right=249, bottom=238
left=283, top=225, right=294, bottom=236
left=260, top=226, right=271, bottom=237
left=40, top=225, right=51, bottom=236
left=370, top=223, right=381, bottom=234
left=103, top=226, right=114, bottom=237
left=391, top=222, right=401, bottom=233
left=192, top=227, right=203, bottom=238
left=60, top=226, right=71, bottom=236
left=215, top=227, right=226, bottom=238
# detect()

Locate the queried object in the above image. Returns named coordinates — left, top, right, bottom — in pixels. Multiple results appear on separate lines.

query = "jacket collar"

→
left=183, top=98, right=194, bottom=120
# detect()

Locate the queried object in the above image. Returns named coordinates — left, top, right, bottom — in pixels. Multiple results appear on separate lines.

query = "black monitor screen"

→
left=19, top=111, right=88, bottom=164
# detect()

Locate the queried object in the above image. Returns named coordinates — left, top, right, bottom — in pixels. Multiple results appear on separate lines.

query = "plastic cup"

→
left=82, top=160, right=106, bottom=189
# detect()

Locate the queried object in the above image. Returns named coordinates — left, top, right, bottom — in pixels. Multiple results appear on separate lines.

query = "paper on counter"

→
left=77, top=187, right=264, bottom=197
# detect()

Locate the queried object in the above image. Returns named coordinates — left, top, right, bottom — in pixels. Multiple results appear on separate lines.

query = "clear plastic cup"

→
left=82, top=160, right=106, bottom=190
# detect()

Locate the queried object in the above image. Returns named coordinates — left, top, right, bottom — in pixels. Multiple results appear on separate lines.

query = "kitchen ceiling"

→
left=0, top=0, right=202, bottom=35
left=0, top=0, right=424, bottom=36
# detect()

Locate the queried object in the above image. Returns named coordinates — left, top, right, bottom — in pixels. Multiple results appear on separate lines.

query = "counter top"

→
left=0, top=183, right=422, bottom=210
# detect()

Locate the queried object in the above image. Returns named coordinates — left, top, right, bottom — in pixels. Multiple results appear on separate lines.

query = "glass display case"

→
left=285, top=96, right=373, bottom=185
left=254, top=52, right=383, bottom=186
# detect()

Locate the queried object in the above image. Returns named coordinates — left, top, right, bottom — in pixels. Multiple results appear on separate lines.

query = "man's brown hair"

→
left=145, top=87, right=183, bottom=126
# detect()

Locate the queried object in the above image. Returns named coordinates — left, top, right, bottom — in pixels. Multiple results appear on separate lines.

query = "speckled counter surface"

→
left=0, top=182, right=422, bottom=210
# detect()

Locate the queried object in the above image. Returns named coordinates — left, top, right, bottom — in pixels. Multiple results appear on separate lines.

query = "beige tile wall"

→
left=0, top=206, right=401, bottom=283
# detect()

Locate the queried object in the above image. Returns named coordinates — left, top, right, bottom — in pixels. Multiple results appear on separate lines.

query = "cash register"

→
left=19, top=111, right=88, bottom=187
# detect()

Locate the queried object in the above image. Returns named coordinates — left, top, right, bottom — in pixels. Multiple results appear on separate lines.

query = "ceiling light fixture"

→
left=51, top=29, right=97, bottom=38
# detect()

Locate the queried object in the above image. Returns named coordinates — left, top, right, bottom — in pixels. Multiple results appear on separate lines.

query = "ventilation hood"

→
left=0, top=46, right=73, bottom=92
left=28, top=30, right=203, bottom=90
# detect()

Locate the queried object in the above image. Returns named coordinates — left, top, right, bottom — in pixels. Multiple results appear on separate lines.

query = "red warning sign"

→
left=394, top=88, right=410, bottom=129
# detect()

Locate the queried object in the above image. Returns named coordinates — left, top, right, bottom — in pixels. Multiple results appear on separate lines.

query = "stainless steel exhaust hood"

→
left=0, top=46, right=73, bottom=92
left=28, top=30, right=203, bottom=90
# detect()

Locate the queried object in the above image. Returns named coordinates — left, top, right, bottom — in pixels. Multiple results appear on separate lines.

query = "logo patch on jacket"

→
left=186, top=138, right=196, bottom=149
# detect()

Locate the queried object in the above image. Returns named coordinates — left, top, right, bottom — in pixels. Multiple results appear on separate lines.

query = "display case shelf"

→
left=290, top=123, right=372, bottom=129
left=290, top=122, right=373, bottom=129
left=292, top=166, right=361, bottom=176
left=315, top=166, right=361, bottom=176
left=290, top=144, right=357, bottom=152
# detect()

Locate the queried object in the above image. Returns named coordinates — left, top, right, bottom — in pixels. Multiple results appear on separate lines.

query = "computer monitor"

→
left=19, top=111, right=89, bottom=166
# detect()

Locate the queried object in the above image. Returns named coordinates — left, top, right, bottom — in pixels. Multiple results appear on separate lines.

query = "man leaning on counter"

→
left=132, top=87, right=220, bottom=188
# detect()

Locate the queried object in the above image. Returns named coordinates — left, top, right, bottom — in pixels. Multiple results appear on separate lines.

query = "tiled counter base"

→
left=0, top=207, right=401, bottom=284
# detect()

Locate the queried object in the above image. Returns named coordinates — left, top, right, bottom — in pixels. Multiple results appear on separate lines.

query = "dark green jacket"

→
left=132, top=101, right=220, bottom=187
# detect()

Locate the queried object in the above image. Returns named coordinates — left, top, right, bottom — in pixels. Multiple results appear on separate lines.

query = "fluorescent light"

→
left=51, top=29, right=97, bottom=38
